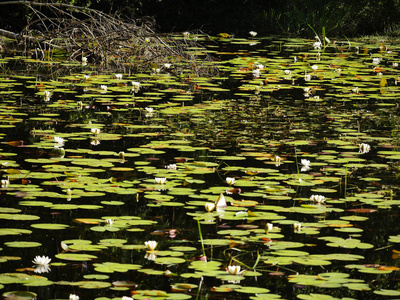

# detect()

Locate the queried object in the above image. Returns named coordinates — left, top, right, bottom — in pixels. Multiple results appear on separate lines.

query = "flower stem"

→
left=197, top=218, right=206, bottom=258
left=294, top=147, right=300, bottom=177
left=344, top=162, right=348, bottom=198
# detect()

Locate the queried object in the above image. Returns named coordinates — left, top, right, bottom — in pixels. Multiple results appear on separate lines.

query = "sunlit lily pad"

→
left=55, top=253, right=98, bottom=261
left=31, top=223, right=69, bottom=230
left=154, top=257, right=186, bottom=265
left=76, top=280, right=112, bottom=289
left=374, top=289, right=400, bottom=296
left=5, top=241, right=41, bottom=248
left=2, top=291, right=37, bottom=299
left=0, top=228, right=32, bottom=236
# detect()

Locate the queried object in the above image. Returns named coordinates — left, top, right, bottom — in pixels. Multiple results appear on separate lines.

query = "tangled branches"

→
left=0, top=1, right=217, bottom=76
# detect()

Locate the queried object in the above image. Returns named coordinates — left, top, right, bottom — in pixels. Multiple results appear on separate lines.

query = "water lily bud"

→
left=226, top=177, right=236, bottom=186
left=44, top=90, right=51, bottom=102
left=216, top=193, right=227, bottom=208
left=293, top=223, right=302, bottom=232
left=205, top=202, right=215, bottom=212
left=265, top=223, right=273, bottom=233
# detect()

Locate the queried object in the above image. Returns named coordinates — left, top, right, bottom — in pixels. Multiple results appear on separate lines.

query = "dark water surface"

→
left=0, top=36, right=400, bottom=299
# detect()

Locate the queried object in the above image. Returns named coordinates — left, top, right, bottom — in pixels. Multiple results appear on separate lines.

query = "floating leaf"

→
left=5, top=241, right=41, bottom=248
left=55, top=253, right=98, bottom=261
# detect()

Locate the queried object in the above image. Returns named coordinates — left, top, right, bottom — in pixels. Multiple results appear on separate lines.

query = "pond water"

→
left=0, top=35, right=400, bottom=300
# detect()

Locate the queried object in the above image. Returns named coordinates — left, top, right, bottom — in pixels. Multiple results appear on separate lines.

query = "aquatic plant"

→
left=145, top=240, right=158, bottom=251
left=32, top=255, right=51, bottom=273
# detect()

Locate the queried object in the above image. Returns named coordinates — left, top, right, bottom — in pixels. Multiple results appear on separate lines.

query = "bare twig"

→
left=0, top=0, right=217, bottom=75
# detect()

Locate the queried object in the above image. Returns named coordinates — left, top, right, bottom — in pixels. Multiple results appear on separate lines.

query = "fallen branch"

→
left=0, top=0, right=217, bottom=75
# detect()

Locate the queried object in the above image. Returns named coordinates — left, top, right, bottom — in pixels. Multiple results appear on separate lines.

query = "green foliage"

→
left=2, top=0, right=400, bottom=37
left=264, top=0, right=400, bottom=36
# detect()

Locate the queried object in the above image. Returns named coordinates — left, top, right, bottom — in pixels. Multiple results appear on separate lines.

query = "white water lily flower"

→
left=313, top=41, right=322, bottom=50
left=310, top=194, right=325, bottom=204
left=155, top=177, right=167, bottom=184
left=183, top=32, right=190, bottom=39
left=91, top=128, right=101, bottom=135
left=226, top=177, right=236, bottom=186
left=352, top=87, right=359, bottom=94
left=284, top=69, right=291, bottom=75
left=83, top=74, right=90, bottom=80
left=121, top=297, right=133, bottom=300
left=304, top=87, right=312, bottom=97
left=33, top=257, right=51, bottom=273
left=359, top=143, right=371, bottom=154
left=311, top=65, right=318, bottom=70
left=145, top=240, right=158, bottom=251
left=145, top=107, right=154, bottom=114
left=265, top=223, right=273, bottom=233
left=293, top=223, right=302, bottom=232
left=372, top=57, right=381, bottom=64
left=164, top=63, right=171, bottom=69
left=43, top=90, right=51, bottom=102
left=227, top=265, right=244, bottom=276
left=66, top=189, right=72, bottom=196
left=301, top=159, right=311, bottom=172
left=205, top=202, right=215, bottom=212
left=1, top=177, right=9, bottom=188
left=115, top=73, right=123, bottom=80
left=249, top=31, right=257, bottom=37
left=33, top=255, right=51, bottom=269
left=393, top=62, right=398, bottom=67
left=131, top=81, right=140, bottom=93
left=166, top=164, right=177, bottom=170
left=252, top=68, right=261, bottom=78
left=274, top=155, right=282, bottom=167
left=53, top=136, right=64, bottom=146
left=105, top=219, right=113, bottom=225
left=69, top=294, right=79, bottom=300
left=100, top=85, right=107, bottom=91
left=304, top=74, right=311, bottom=81
left=82, top=56, right=87, bottom=66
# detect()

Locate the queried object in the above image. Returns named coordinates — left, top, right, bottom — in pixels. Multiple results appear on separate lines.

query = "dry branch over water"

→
left=0, top=1, right=216, bottom=75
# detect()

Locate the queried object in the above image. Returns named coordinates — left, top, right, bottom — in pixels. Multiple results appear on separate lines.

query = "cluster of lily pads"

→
left=0, top=33, right=400, bottom=299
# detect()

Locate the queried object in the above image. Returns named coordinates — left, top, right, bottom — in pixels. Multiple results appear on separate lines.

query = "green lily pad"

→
left=55, top=253, right=98, bottom=261
left=5, top=241, right=41, bottom=248
left=31, top=223, right=70, bottom=230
